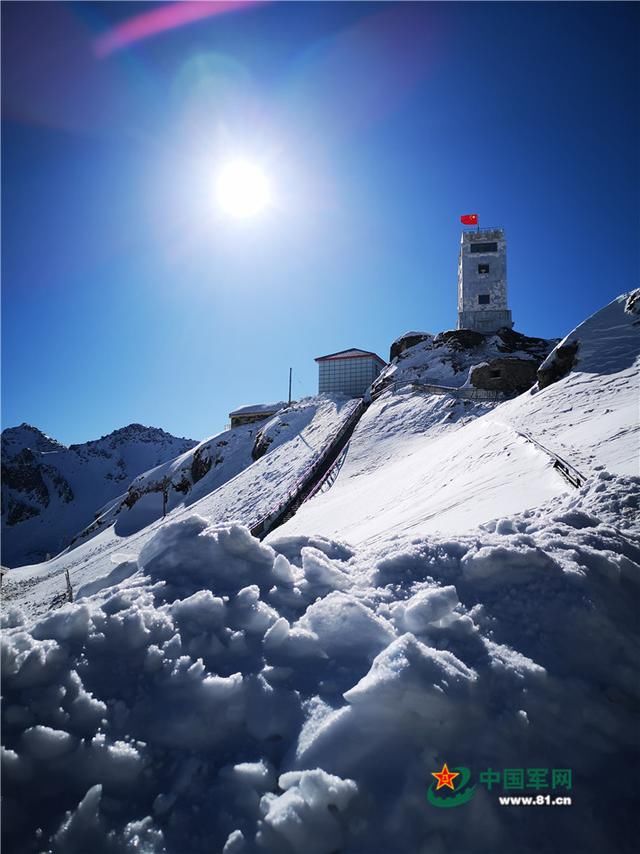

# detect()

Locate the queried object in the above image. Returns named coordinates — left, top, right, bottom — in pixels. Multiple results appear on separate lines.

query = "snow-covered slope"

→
left=2, top=468, right=638, bottom=854
left=69, top=396, right=359, bottom=548
left=1, top=396, right=359, bottom=617
left=275, top=292, right=638, bottom=546
left=501, top=288, right=640, bottom=475
left=1, top=424, right=197, bottom=567
left=1, top=294, right=638, bottom=854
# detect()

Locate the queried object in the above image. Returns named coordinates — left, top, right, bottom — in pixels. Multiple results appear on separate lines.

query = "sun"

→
left=215, top=158, right=271, bottom=219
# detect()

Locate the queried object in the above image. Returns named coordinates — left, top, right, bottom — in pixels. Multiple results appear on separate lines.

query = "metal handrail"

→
left=249, top=399, right=365, bottom=539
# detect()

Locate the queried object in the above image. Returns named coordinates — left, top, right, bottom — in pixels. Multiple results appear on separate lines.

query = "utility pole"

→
left=288, top=367, right=292, bottom=405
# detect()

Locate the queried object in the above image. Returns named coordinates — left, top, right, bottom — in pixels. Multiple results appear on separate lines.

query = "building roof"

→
left=315, top=348, right=386, bottom=364
left=229, top=401, right=287, bottom=418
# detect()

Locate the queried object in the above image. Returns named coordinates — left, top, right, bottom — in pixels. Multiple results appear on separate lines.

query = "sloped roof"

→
left=229, top=401, right=287, bottom=418
left=315, top=348, right=386, bottom=363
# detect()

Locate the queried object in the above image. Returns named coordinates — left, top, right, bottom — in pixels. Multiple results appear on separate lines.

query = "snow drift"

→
left=2, top=292, right=639, bottom=854
left=2, top=470, right=639, bottom=853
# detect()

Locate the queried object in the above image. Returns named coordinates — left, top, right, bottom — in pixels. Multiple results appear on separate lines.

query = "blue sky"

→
left=2, top=1, right=639, bottom=444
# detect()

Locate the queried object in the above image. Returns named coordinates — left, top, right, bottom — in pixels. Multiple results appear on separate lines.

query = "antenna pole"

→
left=288, top=367, right=292, bottom=404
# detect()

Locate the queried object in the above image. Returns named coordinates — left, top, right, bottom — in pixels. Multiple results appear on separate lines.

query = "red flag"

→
left=460, top=214, right=478, bottom=225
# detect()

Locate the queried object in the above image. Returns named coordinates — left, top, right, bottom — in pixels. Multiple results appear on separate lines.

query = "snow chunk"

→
left=462, top=544, right=561, bottom=584
left=344, top=633, right=477, bottom=718
left=301, top=547, right=351, bottom=591
left=401, top=585, right=459, bottom=632
left=22, top=725, right=76, bottom=760
left=259, top=768, right=357, bottom=854
left=138, top=517, right=276, bottom=595
left=298, top=592, right=395, bottom=660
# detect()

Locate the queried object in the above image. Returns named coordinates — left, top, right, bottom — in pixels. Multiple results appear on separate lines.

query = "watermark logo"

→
left=427, top=764, right=572, bottom=808
left=427, top=763, right=476, bottom=808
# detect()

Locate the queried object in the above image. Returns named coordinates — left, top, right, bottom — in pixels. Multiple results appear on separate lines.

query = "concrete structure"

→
left=316, top=349, right=386, bottom=397
left=229, top=402, right=286, bottom=429
left=457, top=227, right=513, bottom=333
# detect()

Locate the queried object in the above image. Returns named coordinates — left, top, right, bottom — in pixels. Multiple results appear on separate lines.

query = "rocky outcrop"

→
left=537, top=341, right=579, bottom=390
left=492, top=328, right=555, bottom=358
left=469, top=358, right=539, bottom=393
left=624, top=288, right=640, bottom=317
left=380, top=325, right=557, bottom=396
left=191, top=447, right=214, bottom=484
left=433, top=329, right=485, bottom=351
left=6, top=497, right=40, bottom=526
left=390, top=332, right=432, bottom=361
left=252, top=431, right=273, bottom=461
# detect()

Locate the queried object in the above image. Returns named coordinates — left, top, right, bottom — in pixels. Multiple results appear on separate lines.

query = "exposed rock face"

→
left=491, top=328, right=554, bottom=359
left=537, top=341, right=580, bottom=390
left=433, top=329, right=485, bottom=350
left=469, top=358, right=540, bottom=393
left=252, top=431, right=273, bottom=461
left=389, top=333, right=432, bottom=361
left=191, top=447, right=214, bottom=484
left=375, top=327, right=557, bottom=398
left=6, top=498, right=40, bottom=526
left=624, top=288, right=640, bottom=317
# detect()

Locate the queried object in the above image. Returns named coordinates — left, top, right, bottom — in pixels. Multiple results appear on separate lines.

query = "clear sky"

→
left=2, top=1, right=639, bottom=444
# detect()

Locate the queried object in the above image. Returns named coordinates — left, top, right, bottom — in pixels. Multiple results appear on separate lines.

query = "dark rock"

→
left=190, top=448, right=213, bottom=484
left=252, top=431, right=273, bottom=461
left=493, top=328, right=557, bottom=358
left=537, top=340, right=579, bottom=390
left=1, top=455, right=50, bottom=507
left=469, top=358, right=539, bottom=393
left=173, top=476, right=191, bottom=495
left=6, top=497, right=39, bottom=526
left=390, top=333, right=431, bottom=361
left=625, top=288, right=640, bottom=316
left=433, top=329, right=485, bottom=350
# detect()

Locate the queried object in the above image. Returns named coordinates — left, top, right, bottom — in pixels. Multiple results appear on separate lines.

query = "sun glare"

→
left=215, top=158, right=271, bottom=219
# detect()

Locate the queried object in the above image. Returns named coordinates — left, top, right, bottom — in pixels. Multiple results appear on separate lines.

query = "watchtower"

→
left=457, top=228, right=513, bottom=333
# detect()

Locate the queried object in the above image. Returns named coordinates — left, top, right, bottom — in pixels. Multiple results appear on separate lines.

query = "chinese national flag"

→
left=460, top=214, right=478, bottom=225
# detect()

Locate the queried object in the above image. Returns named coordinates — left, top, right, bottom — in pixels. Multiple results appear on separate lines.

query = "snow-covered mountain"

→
left=1, top=292, right=639, bottom=854
left=68, top=396, right=359, bottom=549
left=1, top=423, right=197, bottom=567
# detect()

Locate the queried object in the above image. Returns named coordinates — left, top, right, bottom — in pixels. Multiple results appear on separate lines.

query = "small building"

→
left=315, top=349, right=386, bottom=397
left=229, top=402, right=286, bottom=429
left=457, top=227, right=513, bottom=334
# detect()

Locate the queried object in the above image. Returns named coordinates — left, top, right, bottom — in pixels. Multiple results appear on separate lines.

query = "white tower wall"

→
left=457, top=228, right=513, bottom=333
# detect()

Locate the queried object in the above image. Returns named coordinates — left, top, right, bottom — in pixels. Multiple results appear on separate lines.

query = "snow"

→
left=380, top=327, right=553, bottom=390
left=316, top=348, right=385, bottom=361
left=229, top=402, right=287, bottom=417
left=501, top=291, right=640, bottom=476
left=3, top=472, right=639, bottom=852
left=1, top=292, right=639, bottom=853
left=2, top=395, right=359, bottom=619
left=274, top=292, right=638, bottom=546
left=1, top=424, right=197, bottom=568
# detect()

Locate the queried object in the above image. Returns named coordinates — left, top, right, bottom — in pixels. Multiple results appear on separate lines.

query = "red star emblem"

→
left=431, top=762, right=460, bottom=790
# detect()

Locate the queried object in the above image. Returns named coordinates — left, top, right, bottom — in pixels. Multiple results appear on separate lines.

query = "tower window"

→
left=478, top=263, right=490, bottom=274
left=470, top=242, right=498, bottom=253
left=490, top=369, right=502, bottom=378
left=478, top=294, right=490, bottom=305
